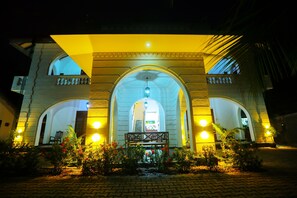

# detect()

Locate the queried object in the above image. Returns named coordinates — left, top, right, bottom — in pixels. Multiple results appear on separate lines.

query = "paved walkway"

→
left=1, top=146, right=297, bottom=198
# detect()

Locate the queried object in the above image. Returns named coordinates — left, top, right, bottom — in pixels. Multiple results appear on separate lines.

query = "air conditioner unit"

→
left=11, top=76, right=27, bottom=94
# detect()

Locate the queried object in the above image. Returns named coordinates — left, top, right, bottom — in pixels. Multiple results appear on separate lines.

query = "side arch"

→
left=35, top=99, right=89, bottom=146
left=210, top=97, right=255, bottom=142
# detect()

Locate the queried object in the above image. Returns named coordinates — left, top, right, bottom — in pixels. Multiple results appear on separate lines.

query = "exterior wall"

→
left=178, top=91, right=188, bottom=146
left=16, top=44, right=89, bottom=145
left=15, top=43, right=272, bottom=149
left=164, top=82, right=180, bottom=147
left=183, top=65, right=215, bottom=151
left=87, top=52, right=214, bottom=152
left=0, top=98, right=17, bottom=140
left=207, top=75, right=271, bottom=143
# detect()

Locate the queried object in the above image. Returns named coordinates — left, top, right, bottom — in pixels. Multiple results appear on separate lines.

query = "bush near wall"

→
left=0, top=131, right=43, bottom=176
left=1, top=124, right=264, bottom=176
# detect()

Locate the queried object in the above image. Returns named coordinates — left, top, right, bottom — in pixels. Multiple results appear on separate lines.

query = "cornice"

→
left=93, top=52, right=203, bottom=60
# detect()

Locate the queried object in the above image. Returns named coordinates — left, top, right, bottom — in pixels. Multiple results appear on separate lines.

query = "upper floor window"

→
left=208, top=57, right=240, bottom=75
left=48, top=55, right=86, bottom=76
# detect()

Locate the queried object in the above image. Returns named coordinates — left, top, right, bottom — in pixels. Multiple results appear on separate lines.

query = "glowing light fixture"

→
left=265, top=131, right=272, bottom=137
left=93, top=121, right=101, bottom=129
left=144, top=77, right=150, bottom=98
left=144, top=101, right=148, bottom=109
left=144, top=87, right=150, bottom=96
left=199, top=119, right=208, bottom=127
left=264, top=125, right=276, bottom=137
left=144, top=76, right=150, bottom=109
left=92, top=133, right=101, bottom=142
left=15, top=135, right=22, bottom=141
left=146, top=42, right=151, bottom=47
left=200, top=131, right=209, bottom=139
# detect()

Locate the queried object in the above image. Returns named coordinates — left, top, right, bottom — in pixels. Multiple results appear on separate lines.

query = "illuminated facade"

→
left=11, top=34, right=274, bottom=152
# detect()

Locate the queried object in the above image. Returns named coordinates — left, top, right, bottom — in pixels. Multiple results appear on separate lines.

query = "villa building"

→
left=10, top=34, right=274, bottom=152
left=0, top=97, right=18, bottom=140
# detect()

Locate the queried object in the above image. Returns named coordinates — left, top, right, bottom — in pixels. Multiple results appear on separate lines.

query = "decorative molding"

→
left=206, top=74, right=233, bottom=84
left=56, top=76, right=91, bottom=85
left=93, top=52, right=203, bottom=60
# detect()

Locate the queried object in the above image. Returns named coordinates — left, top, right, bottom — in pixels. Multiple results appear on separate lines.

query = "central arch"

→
left=109, top=65, right=193, bottom=149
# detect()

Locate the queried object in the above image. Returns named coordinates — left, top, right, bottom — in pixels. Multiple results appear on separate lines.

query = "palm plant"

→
left=205, top=1, right=297, bottom=97
left=212, top=123, right=242, bottom=155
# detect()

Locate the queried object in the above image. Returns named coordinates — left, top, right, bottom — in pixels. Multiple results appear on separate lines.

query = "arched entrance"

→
left=210, top=97, right=255, bottom=142
left=109, top=68, right=193, bottom=148
left=129, top=98, right=165, bottom=132
left=35, top=99, right=88, bottom=146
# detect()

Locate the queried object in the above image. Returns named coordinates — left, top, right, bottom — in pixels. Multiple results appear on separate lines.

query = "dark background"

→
left=1, top=0, right=297, bottom=117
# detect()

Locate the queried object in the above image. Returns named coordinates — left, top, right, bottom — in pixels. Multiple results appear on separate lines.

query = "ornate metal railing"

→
left=125, top=132, right=169, bottom=147
left=54, top=74, right=238, bottom=86
left=55, top=75, right=234, bottom=86
left=56, top=75, right=91, bottom=85
left=206, top=74, right=233, bottom=84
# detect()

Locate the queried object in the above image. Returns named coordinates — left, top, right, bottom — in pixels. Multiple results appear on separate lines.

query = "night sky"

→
left=1, top=0, right=297, bottom=116
left=1, top=38, right=31, bottom=111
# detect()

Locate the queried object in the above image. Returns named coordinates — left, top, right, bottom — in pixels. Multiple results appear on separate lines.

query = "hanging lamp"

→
left=144, top=76, right=150, bottom=98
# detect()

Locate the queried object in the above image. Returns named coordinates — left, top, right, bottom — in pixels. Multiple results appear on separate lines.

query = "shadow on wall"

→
left=272, top=112, right=297, bottom=147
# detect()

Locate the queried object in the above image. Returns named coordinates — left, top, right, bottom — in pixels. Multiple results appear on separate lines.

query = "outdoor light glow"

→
left=93, top=121, right=101, bottom=129
left=145, top=87, right=150, bottom=95
left=146, top=42, right=151, bottom=47
left=15, top=135, right=22, bottom=141
left=265, top=125, right=270, bottom=129
left=199, top=119, right=208, bottom=127
left=92, top=133, right=101, bottom=142
left=265, top=131, right=272, bottom=137
left=200, top=131, right=209, bottom=139
left=17, top=128, right=23, bottom=133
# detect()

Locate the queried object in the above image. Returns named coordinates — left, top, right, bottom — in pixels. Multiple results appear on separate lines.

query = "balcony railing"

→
left=56, top=75, right=91, bottom=86
left=125, top=132, right=169, bottom=148
left=55, top=75, right=235, bottom=86
left=206, top=74, right=233, bottom=84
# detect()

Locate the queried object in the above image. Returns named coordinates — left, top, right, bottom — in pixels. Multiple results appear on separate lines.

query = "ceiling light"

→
left=144, top=77, right=150, bottom=98
left=144, top=101, right=148, bottom=109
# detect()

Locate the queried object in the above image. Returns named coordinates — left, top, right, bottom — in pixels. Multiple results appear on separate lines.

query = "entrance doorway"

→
left=75, top=111, right=88, bottom=144
left=130, top=98, right=164, bottom=132
left=110, top=69, right=193, bottom=148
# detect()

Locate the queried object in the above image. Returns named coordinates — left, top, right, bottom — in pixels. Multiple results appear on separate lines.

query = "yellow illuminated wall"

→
left=10, top=34, right=273, bottom=151
left=178, top=90, right=187, bottom=146
left=49, top=34, right=270, bottom=152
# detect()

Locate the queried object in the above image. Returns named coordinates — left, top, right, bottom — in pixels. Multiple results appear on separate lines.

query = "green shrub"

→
left=120, top=145, right=145, bottom=175
left=61, top=125, right=85, bottom=167
left=0, top=131, right=42, bottom=176
left=43, top=125, right=85, bottom=175
left=81, top=144, right=101, bottom=176
left=212, top=123, right=263, bottom=172
left=172, top=146, right=194, bottom=173
left=230, top=142, right=263, bottom=171
left=82, top=142, right=125, bottom=176
left=201, top=145, right=218, bottom=170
